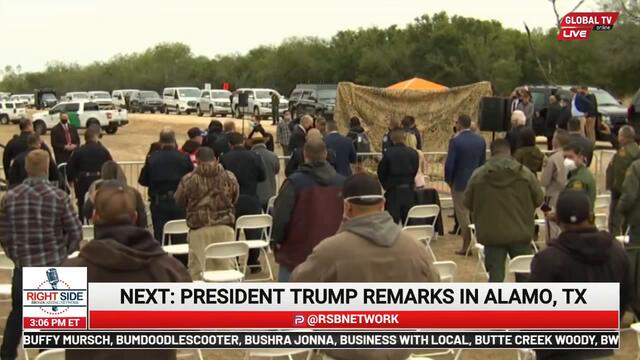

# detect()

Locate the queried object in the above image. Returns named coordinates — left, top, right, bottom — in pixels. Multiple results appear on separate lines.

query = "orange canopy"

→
left=387, top=77, right=448, bottom=91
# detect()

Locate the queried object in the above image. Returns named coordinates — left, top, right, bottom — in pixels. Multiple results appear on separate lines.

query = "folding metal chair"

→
left=506, top=255, right=534, bottom=280
left=403, top=225, right=436, bottom=261
left=162, top=219, right=189, bottom=246
left=236, top=214, right=274, bottom=281
left=202, top=241, right=249, bottom=282
left=433, top=261, right=457, bottom=282
left=404, top=205, right=440, bottom=228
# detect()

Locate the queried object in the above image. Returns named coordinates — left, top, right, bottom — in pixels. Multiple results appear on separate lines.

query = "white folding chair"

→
left=202, top=241, right=249, bottom=282
left=82, top=225, right=94, bottom=241
left=162, top=219, right=189, bottom=246
left=266, top=195, right=277, bottom=215
left=433, top=261, right=457, bottom=282
left=595, top=213, right=608, bottom=231
left=177, top=349, right=204, bottom=360
left=517, top=349, right=536, bottom=360
left=472, top=236, right=489, bottom=282
left=34, top=349, right=65, bottom=360
left=465, top=224, right=478, bottom=256
left=236, top=214, right=274, bottom=281
left=404, top=205, right=440, bottom=227
left=0, top=253, right=14, bottom=301
left=163, top=244, right=189, bottom=256
left=246, top=348, right=313, bottom=360
left=507, top=255, right=534, bottom=279
left=403, top=225, right=436, bottom=261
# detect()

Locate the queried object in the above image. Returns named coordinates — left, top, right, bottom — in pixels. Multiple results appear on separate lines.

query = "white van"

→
left=111, top=89, right=139, bottom=108
left=162, top=87, right=200, bottom=115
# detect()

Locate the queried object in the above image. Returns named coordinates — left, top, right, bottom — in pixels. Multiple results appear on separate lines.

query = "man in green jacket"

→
left=465, top=139, right=544, bottom=282
left=614, top=158, right=640, bottom=318
left=607, top=125, right=640, bottom=233
left=563, top=142, right=597, bottom=207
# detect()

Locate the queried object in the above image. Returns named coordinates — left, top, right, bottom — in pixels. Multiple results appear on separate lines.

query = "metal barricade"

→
left=117, top=161, right=147, bottom=201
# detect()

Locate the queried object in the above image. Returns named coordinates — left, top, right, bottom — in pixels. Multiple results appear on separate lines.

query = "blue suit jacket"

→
left=325, top=132, right=357, bottom=177
left=444, top=130, right=486, bottom=192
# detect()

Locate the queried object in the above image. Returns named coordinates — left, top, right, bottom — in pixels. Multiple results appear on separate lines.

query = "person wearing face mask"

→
left=290, top=173, right=439, bottom=360
left=50, top=111, right=80, bottom=164
left=563, top=142, right=596, bottom=207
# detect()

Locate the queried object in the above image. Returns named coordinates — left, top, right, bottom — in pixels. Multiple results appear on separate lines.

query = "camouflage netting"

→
left=334, top=81, right=493, bottom=152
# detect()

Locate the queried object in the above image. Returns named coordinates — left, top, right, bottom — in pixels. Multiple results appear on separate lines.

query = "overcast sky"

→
left=0, top=0, right=598, bottom=73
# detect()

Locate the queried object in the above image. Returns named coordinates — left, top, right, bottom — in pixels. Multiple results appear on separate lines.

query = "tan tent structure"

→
left=387, top=77, right=448, bottom=91
left=334, top=81, right=492, bottom=152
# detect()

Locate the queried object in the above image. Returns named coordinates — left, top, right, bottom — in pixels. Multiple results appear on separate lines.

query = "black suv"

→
left=129, top=90, right=164, bottom=113
left=524, top=85, right=628, bottom=138
left=288, top=84, right=337, bottom=119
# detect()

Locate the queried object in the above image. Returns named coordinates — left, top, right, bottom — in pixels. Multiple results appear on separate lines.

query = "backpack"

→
left=352, top=132, right=371, bottom=153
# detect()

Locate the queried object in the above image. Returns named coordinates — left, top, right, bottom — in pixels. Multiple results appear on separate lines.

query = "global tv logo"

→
left=558, top=12, right=620, bottom=40
left=23, top=267, right=88, bottom=329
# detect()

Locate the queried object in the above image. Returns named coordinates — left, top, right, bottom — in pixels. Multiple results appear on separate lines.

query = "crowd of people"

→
left=0, top=102, right=639, bottom=359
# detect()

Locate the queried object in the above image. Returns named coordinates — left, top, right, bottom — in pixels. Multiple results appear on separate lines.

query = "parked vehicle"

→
left=629, top=88, right=640, bottom=123
left=162, top=87, right=200, bottom=115
left=523, top=85, right=628, bottom=139
left=196, top=89, right=232, bottom=117
left=111, top=89, right=139, bottom=108
left=88, top=91, right=115, bottom=109
left=0, top=92, right=11, bottom=101
left=31, top=100, right=128, bottom=135
left=62, top=92, right=91, bottom=102
left=231, top=88, right=288, bottom=119
left=9, top=94, right=35, bottom=108
left=288, top=84, right=337, bottom=119
left=0, top=101, right=27, bottom=125
left=129, top=90, right=164, bottom=113
left=34, top=89, right=58, bottom=109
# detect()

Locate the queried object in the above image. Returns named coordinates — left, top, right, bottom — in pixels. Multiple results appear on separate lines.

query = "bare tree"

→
left=550, top=0, right=587, bottom=30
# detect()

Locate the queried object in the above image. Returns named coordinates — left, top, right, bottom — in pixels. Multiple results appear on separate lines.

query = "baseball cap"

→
left=556, top=190, right=591, bottom=225
left=343, top=174, right=384, bottom=205
left=187, top=127, right=203, bottom=139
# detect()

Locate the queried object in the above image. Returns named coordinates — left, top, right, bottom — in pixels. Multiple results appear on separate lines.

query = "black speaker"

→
left=239, top=92, right=249, bottom=107
left=479, top=96, right=509, bottom=132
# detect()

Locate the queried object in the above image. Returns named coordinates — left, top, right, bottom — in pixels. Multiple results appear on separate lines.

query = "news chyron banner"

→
left=23, top=267, right=621, bottom=350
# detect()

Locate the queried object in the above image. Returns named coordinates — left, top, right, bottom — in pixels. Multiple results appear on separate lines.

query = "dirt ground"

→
left=0, top=114, right=636, bottom=359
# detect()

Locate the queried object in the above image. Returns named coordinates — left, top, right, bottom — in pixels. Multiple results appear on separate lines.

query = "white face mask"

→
left=563, top=158, right=577, bottom=172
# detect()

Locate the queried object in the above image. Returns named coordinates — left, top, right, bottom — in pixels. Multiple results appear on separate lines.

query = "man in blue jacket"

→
left=324, top=121, right=356, bottom=177
left=444, top=114, right=486, bottom=255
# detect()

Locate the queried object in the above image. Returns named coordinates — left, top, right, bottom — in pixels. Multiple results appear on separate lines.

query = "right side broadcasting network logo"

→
left=558, top=12, right=619, bottom=40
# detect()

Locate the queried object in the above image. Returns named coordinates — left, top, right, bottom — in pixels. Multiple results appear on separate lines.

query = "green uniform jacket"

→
left=615, top=159, right=640, bottom=246
left=514, top=145, right=544, bottom=174
left=464, top=155, right=544, bottom=246
left=566, top=166, right=596, bottom=207
left=608, top=142, right=640, bottom=195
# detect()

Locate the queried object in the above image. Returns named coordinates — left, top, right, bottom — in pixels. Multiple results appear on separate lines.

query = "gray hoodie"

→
left=342, top=212, right=402, bottom=247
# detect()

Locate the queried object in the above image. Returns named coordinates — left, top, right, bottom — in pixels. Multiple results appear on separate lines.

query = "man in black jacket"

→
left=288, top=115, right=313, bottom=153
left=8, top=133, right=59, bottom=188
left=2, top=119, right=51, bottom=179
left=213, top=121, right=236, bottom=158
left=221, top=132, right=266, bottom=271
left=50, top=111, right=80, bottom=164
left=377, top=129, right=418, bottom=224
left=67, top=128, right=113, bottom=222
left=531, top=190, right=631, bottom=360
left=544, top=95, right=562, bottom=150
left=139, top=129, right=194, bottom=241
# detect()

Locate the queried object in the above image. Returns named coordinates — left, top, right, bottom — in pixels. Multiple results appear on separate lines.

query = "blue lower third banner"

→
left=23, top=331, right=619, bottom=349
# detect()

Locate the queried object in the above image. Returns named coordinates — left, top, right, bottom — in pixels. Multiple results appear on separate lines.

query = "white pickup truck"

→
left=0, top=101, right=27, bottom=124
left=32, top=100, right=128, bottom=135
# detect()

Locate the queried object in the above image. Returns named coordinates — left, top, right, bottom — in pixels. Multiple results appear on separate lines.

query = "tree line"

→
left=1, top=10, right=638, bottom=98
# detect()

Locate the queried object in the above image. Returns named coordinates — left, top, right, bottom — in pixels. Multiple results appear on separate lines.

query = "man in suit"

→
left=545, top=95, right=562, bottom=150
left=324, top=121, right=356, bottom=177
left=288, top=115, right=313, bottom=153
left=3, top=119, right=52, bottom=180
left=50, top=111, right=80, bottom=164
left=444, top=114, right=487, bottom=255
left=377, top=129, right=418, bottom=224
left=220, top=132, right=267, bottom=272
